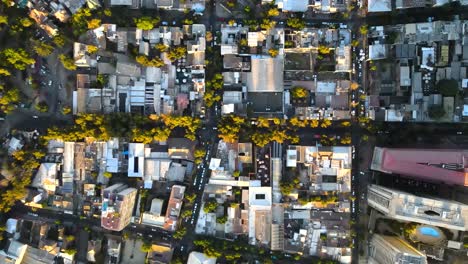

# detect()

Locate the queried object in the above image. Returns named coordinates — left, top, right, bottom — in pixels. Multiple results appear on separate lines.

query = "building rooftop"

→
left=371, top=147, right=468, bottom=186
left=247, top=55, right=284, bottom=93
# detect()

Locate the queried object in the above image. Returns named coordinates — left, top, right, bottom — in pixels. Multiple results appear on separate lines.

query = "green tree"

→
left=141, top=241, right=152, bottom=252
left=58, top=54, right=77, bottom=70
left=181, top=209, right=192, bottom=219
left=286, top=18, right=305, bottom=30
left=62, top=106, right=71, bottom=115
left=203, top=199, right=218, bottom=213
left=0, top=15, right=8, bottom=25
left=260, top=19, right=276, bottom=30
left=103, top=172, right=112, bottom=178
left=19, top=18, right=33, bottom=28
left=1, top=48, right=35, bottom=70
left=64, top=248, right=77, bottom=255
left=134, top=17, right=160, bottom=30
left=185, top=193, right=196, bottom=204
left=360, top=25, right=368, bottom=35
left=268, top=48, right=279, bottom=57
left=33, top=41, right=54, bottom=57
left=135, top=55, right=165, bottom=67
left=0, top=68, right=11, bottom=76
left=35, top=102, right=49, bottom=112
left=232, top=170, right=240, bottom=178
left=0, top=88, right=20, bottom=113
left=87, top=18, right=101, bottom=29
left=66, top=235, right=75, bottom=242
left=173, top=227, right=186, bottom=239
left=428, top=105, right=446, bottom=120
left=266, top=8, right=280, bottom=17
left=216, top=215, right=228, bottom=224
left=436, top=79, right=459, bottom=96
left=53, top=35, right=66, bottom=47
left=318, top=45, right=331, bottom=55
left=291, top=86, right=309, bottom=99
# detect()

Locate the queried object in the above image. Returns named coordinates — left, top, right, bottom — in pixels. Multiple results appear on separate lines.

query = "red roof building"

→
left=371, top=147, right=468, bottom=186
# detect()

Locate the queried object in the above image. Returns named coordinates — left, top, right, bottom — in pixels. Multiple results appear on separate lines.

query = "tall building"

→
left=101, top=184, right=137, bottom=231
left=371, top=147, right=468, bottom=186
left=368, top=184, right=468, bottom=231
left=369, top=234, right=427, bottom=264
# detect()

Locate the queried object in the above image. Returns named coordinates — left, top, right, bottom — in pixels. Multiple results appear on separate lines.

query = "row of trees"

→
left=216, top=114, right=337, bottom=147
left=43, top=113, right=202, bottom=143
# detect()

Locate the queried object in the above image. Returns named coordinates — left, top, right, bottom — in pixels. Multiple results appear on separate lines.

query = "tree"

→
left=0, top=68, right=10, bottom=76
left=203, top=199, right=218, bottom=213
left=318, top=45, right=331, bottom=55
left=436, top=79, right=459, bottom=96
left=35, top=102, right=49, bottom=112
left=266, top=8, right=280, bottom=17
left=351, top=40, right=359, bottom=47
left=64, top=248, right=77, bottom=255
left=260, top=19, right=276, bottom=30
left=291, top=86, right=309, bottom=99
left=216, top=215, right=228, bottom=224
left=33, top=41, right=54, bottom=57
left=286, top=18, right=305, bottom=30
left=19, top=18, right=33, bottom=27
left=134, top=16, right=160, bottom=30
left=350, top=82, right=359, bottom=90
left=173, top=227, right=186, bottom=239
left=87, top=45, right=98, bottom=54
left=1, top=48, right=35, bottom=70
left=62, top=106, right=71, bottom=115
left=289, top=117, right=307, bottom=127
left=104, top=9, right=112, bottom=16
left=58, top=54, right=77, bottom=70
left=87, top=18, right=101, bottom=29
left=341, top=121, right=351, bottom=127
left=167, top=46, right=187, bottom=62
left=66, top=235, right=75, bottom=242
left=53, top=35, right=66, bottom=47
left=0, top=15, right=7, bottom=25
left=232, top=170, right=240, bottom=177
left=340, top=136, right=351, bottom=145
left=309, top=119, right=319, bottom=128
left=182, top=19, right=194, bottom=25
left=103, top=172, right=112, bottom=178
left=155, top=43, right=168, bottom=52
left=185, top=193, right=196, bottom=204
left=320, top=119, right=332, bottom=128
left=141, top=242, right=152, bottom=252
left=428, top=105, right=446, bottom=120
left=135, top=55, right=165, bottom=67
left=203, top=90, right=221, bottom=107
left=360, top=25, right=368, bottom=35
left=181, top=209, right=192, bottom=219
left=268, top=48, right=279, bottom=58
left=194, top=149, right=206, bottom=159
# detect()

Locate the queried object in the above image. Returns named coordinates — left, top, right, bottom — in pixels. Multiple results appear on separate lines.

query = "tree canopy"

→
left=428, top=105, right=446, bottom=120
left=291, top=86, right=309, bottom=99
left=436, top=79, right=459, bottom=96
left=1, top=48, right=35, bottom=70
left=134, top=16, right=160, bottom=30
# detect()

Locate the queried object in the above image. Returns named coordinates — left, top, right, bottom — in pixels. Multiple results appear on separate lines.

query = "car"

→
left=148, top=234, right=153, bottom=238
left=457, top=131, right=463, bottom=135
left=191, top=218, right=195, bottom=224
left=137, top=232, right=143, bottom=237
left=163, top=236, right=168, bottom=240
left=180, top=246, right=185, bottom=252
left=28, top=212, right=38, bottom=217
left=32, top=115, right=38, bottom=119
